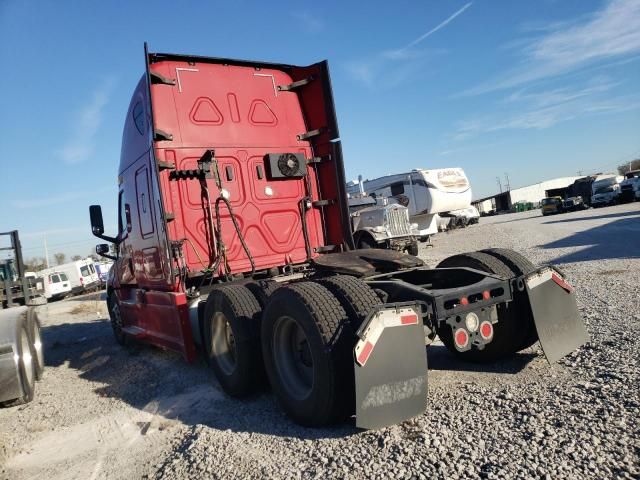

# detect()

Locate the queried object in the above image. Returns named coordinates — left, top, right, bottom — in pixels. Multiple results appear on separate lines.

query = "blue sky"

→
left=1, top=0, right=638, bottom=260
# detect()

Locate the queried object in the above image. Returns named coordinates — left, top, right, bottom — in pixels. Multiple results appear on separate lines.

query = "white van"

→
left=41, top=271, right=72, bottom=300
left=39, top=259, right=100, bottom=296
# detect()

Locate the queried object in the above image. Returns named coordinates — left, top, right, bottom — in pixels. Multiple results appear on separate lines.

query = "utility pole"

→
left=43, top=235, right=50, bottom=268
left=577, top=170, right=583, bottom=176
left=496, top=176, right=502, bottom=193
left=504, top=172, right=511, bottom=191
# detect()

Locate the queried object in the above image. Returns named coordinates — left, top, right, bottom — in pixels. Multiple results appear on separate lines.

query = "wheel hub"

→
left=273, top=315, right=313, bottom=400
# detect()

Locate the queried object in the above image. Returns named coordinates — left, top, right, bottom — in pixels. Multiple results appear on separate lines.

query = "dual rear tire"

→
left=203, top=277, right=381, bottom=427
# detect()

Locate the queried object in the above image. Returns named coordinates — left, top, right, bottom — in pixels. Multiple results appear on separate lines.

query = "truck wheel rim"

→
left=211, top=312, right=236, bottom=375
left=33, top=324, right=44, bottom=370
left=272, top=315, right=313, bottom=400
left=20, top=331, right=34, bottom=387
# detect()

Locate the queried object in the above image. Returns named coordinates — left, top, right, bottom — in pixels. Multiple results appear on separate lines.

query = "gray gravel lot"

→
left=1, top=203, right=639, bottom=480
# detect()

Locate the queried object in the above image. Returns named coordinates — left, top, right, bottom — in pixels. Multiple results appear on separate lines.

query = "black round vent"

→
left=277, top=154, right=301, bottom=177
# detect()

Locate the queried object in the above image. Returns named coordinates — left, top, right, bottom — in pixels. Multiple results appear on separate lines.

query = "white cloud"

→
left=460, top=0, right=640, bottom=96
left=345, top=3, right=472, bottom=88
left=454, top=79, right=640, bottom=140
left=57, top=77, right=115, bottom=164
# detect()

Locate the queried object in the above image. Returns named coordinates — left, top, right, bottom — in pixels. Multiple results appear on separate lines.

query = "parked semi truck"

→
left=0, top=230, right=46, bottom=406
left=347, top=195, right=419, bottom=255
left=90, top=46, right=588, bottom=429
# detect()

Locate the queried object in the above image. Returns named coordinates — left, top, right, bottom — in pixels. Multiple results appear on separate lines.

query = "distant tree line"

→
left=618, top=159, right=640, bottom=175
left=23, top=249, right=100, bottom=272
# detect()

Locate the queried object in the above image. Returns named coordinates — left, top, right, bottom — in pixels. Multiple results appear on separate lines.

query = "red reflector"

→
left=357, top=341, right=374, bottom=365
left=551, top=273, right=573, bottom=293
left=400, top=314, right=418, bottom=325
left=454, top=329, right=469, bottom=348
left=480, top=321, right=493, bottom=340
left=460, top=297, right=469, bottom=306
left=482, top=290, right=490, bottom=300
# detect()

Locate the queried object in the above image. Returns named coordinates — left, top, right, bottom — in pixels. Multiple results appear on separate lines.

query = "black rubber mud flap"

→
left=525, top=267, right=589, bottom=363
left=354, top=304, right=428, bottom=430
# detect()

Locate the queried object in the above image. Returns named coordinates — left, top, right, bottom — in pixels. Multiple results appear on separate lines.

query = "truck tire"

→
left=13, top=324, right=36, bottom=405
left=107, top=293, right=127, bottom=346
left=261, top=282, right=353, bottom=427
left=245, top=280, right=280, bottom=310
left=357, top=234, right=376, bottom=250
left=203, top=284, right=264, bottom=397
left=407, top=241, right=419, bottom=257
left=27, top=309, right=45, bottom=381
left=480, top=248, right=538, bottom=350
left=317, top=275, right=381, bottom=328
left=480, top=248, right=535, bottom=275
left=436, top=252, right=526, bottom=361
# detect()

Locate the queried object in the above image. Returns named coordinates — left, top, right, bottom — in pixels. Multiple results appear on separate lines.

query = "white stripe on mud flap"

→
left=526, top=270, right=553, bottom=290
left=355, top=308, right=419, bottom=367
left=361, top=376, right=426, bottom=410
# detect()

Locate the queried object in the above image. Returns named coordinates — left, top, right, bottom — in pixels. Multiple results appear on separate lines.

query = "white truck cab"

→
left=591, top=175, right=623, bottom=207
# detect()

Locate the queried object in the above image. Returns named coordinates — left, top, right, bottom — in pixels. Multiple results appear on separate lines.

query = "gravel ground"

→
left=1, top=203, right=638, bottom=480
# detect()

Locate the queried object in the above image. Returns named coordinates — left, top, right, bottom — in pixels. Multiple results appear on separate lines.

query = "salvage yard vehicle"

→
left=348, top=196, right=419, bottom=255
left=94, top=261, right=114, bottom=288
left=591, top=175, right=623, bottom=208
left=89, top=45, right=588, bottom=429
left=619, top=170, right=640, bottom=203
left=346, top=168, right=473, bottom=243
left=40, top=271, right=72, bottom=301
left=0, top=230, right=46, bottom=406
left=562, top=196, right=587, bottom=212
left=541, top=196, right=563, bottom=215
left=39, top=258, right=100, bottom=296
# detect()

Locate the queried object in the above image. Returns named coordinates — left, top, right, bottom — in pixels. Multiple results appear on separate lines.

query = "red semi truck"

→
left=90, top=45, right=588, bottom=429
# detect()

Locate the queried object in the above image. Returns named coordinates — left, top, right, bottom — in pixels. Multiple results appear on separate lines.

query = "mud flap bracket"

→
left=354, top=304, right=428, bottom=429
left=525, top=267, right=589, bottom=364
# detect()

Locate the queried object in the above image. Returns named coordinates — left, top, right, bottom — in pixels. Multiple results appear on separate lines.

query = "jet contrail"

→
left=405, top=2, right=473, bottom=49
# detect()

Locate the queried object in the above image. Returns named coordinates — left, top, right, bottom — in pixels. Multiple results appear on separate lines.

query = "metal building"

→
left=472, top=177, right=582, bottom=214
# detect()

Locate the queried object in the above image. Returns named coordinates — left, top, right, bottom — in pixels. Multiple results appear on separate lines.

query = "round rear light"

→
left=454, top=329, right=469, bottom=349
left=464, top=312, right=479, bottom=332
left=480, top=321, right=493, bottom=340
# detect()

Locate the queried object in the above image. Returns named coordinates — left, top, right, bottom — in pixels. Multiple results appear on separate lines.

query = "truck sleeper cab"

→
left=90, top=46, right=587, bottom=429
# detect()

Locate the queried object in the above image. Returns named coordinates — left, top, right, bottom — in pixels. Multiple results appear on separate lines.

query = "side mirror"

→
left=90, top=205, right=104, bottom=236
left=96, top=243, right=117, bottom=261
left=89, top=205, right=118, bottom=243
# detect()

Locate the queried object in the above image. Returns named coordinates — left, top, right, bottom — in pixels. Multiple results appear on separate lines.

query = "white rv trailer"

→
left=347, top=168, right=472, bottom=240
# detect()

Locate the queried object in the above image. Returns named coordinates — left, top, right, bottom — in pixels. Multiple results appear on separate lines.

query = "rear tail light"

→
left=80, top=277, right=84, bottom=286
left=454, top=328, right=469, bottom=349
left=464, top=312, right=479, bottom=332
left=479, top=321, right=493, bottom=340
